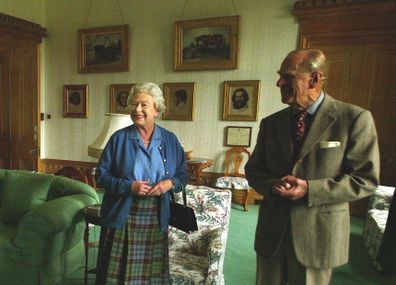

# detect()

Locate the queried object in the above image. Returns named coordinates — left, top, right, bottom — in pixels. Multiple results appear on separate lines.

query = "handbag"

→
left=169, top=187, right=198, bottom=233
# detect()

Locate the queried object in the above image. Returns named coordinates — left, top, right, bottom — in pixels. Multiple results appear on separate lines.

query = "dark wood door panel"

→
left=0, top=50, right=11, bottom=169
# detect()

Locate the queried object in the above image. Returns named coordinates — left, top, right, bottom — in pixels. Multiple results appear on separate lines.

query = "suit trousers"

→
left=256, top=224, right=332, bottom=285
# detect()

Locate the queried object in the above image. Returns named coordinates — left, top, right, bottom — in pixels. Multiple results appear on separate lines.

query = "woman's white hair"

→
left=128, top=82, right=166, bottom=113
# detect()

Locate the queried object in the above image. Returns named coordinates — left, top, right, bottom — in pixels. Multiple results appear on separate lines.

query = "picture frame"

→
left=110, top=84, right=135, bottom=114
left=63, top=85, right=88, bottom=118
left=78, top=25, right=129, bottom=73
left=225, top=126, right=252, bottom=147
left=174, top=16, right=239, bottom=71
left=222, top=80, right=260, bottom=121
left=162, top=82, right=195, bottom=121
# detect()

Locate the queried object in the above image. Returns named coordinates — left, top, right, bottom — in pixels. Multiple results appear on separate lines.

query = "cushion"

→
left=0, top=171, right=53, bottom=225
left=169, top=251, right=207, bottom=284
left=368, top=186, right=395, bottom=211
left=47, top=175, right=96, bottom=201
left=215, top=176, right=249, bottom=190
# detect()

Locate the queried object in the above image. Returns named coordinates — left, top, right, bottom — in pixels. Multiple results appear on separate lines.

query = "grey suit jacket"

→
left=245, top=94, right=380, bottom=269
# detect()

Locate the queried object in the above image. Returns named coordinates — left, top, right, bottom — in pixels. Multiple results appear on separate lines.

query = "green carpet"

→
left=224, top=204, right=394, bottom=285
left=59, top=204, right=394, bottom=285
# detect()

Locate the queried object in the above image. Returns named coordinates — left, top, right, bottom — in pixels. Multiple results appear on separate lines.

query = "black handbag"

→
left=169, top=187, right=198, bottom=233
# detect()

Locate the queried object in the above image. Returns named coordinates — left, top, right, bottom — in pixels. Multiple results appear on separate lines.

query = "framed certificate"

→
left=225, top=126, right=252, bottom=147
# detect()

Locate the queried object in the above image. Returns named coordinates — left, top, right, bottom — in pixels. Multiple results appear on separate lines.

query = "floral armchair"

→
left=362, top=185, right=395, bottom=271
left=169, top=185, right=232, bottom=285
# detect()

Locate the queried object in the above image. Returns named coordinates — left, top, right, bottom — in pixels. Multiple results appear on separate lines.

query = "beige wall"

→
left=1, top=0, right=298, bottom=173
left=0, top=0, right=45, bottom=24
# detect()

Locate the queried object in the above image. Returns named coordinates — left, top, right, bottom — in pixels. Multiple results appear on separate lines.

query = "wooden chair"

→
left=215, top=147, right=251, bottom=211
left=55, top=166, right=89, bottom=184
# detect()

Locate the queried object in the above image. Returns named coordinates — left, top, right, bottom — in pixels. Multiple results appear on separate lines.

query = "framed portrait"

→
left=110, top=84, right=135, bottom=114
left=162, top=82, right=195, bottom=121
left=222, top=80, right=260, bottom=121
left=63, top=85, right=88, bottom=118
left=78, top=25, right=129, bottom=73
left=225, top=126, right=252, bottom=147
left=174, top=16, right=239, bottom=71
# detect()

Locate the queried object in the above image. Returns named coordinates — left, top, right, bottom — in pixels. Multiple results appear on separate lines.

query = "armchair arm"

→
left=206, top=227, right=226, bottom=285
left=368, top=186, right=395, bottom=211
left=15, top=194, right=99, bottom=248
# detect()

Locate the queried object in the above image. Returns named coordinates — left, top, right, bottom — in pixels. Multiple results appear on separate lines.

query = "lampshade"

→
left=88, top=113, right=132, bottom=158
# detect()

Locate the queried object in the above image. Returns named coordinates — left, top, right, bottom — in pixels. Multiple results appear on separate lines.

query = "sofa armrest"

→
left=15, top=194, right=98, bottom=247
left=368, top=185, right=395, bottom=211
left=206, top=227, right=225, bottom=285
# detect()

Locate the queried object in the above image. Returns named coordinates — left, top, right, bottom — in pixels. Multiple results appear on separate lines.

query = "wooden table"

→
left=83, top=205, right=102, bottom=285
left=186, top=157, right=213, bottom=185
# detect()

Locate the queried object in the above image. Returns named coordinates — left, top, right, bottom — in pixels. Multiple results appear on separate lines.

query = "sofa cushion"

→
left=169, top=251, right=207, bottom=284
left=0, top=171, right=53, bottom=224
left=0, top=169, right=7, bottom=206
left=368, top=185, right=395, bottom=211
left=48, top=175, right=97, bottom=201
left=0, top=223, right=18, bottom=262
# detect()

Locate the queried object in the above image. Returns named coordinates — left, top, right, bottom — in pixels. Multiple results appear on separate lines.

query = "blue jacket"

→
left=96, top=124, right=188, bottom=231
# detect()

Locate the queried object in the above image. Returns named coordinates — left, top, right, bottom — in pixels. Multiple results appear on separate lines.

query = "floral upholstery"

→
left=169, top=185, right=232, bottom=285
left=215, top=176, right=249, bottom=190
left=362, top=185, right=395, bottom=271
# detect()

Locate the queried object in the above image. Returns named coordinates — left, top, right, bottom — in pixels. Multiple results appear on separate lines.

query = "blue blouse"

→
left=132, top=126, right=165, bottom=184
left=96, top=124, right=188, bottom=231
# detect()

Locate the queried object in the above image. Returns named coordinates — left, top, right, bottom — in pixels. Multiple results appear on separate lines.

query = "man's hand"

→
left=272, top=175, right=308, bottom=201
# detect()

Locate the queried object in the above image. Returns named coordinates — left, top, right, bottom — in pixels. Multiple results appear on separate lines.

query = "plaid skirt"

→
left=95, top=196, right=169, bottom=285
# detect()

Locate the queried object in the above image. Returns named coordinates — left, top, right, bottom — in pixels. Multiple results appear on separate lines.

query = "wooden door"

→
left=0, top=50, right=11, bottom=169
left=0, top=43, right=40, bottom=171
left=363, top=44, right=396, bottom=186
left=304, top=42, right=396, bottom=187
left=10, top=46, right=40, bottom=170
left=0, top=13, right=47, bottom=171
left=293, top=0, right=396, bottom=216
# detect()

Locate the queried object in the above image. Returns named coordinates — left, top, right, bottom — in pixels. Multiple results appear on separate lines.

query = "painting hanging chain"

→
left=83, top=0, right=125, bottom=28
left=178, top=0, right=239, bottom=21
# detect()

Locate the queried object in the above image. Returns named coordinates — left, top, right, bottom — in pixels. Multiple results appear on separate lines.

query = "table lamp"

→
left=87, top=113, right=132, bottom=187
left=88, top=113, right=132, bottom=158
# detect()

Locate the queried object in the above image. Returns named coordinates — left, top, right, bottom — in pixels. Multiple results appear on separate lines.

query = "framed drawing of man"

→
left=63, top=85, right=88, bottom=118
left=110, top=84, right=135, bottom=114
left=162, top=82, right=195, bottom=121
left=222, top=80, right=260, bottom=121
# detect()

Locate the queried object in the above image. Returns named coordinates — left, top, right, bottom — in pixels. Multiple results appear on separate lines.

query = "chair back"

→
left=224, top=147, right=251, bottom=177
left=55, top=166, right=89, bottom=184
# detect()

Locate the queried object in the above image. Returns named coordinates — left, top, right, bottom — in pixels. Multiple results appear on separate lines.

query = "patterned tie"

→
left=293, top=110, right=308, bottom=144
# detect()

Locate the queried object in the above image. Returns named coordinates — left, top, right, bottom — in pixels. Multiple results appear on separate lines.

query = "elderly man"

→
left=245, top=49, right=380, bottom=285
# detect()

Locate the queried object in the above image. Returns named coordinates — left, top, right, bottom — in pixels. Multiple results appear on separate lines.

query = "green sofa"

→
left=0, top=169, right=99, bottom=285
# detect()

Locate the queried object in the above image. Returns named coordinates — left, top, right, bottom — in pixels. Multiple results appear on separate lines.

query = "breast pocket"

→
left=315, top=145, right=343, bottom=170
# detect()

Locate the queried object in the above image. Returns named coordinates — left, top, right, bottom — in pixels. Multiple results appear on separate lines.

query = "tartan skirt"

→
left=95, top=196, right=169, bottom=285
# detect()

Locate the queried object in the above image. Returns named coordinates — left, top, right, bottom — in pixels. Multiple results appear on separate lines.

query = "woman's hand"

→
left=131, top=180, right=152, bottom=196
left=146, top=179, right=173, bottom=196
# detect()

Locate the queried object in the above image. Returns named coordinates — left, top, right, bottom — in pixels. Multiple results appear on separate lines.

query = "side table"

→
left=186, top=157, right=214, bottom=185
left=83, top=204, right=102, bottom=285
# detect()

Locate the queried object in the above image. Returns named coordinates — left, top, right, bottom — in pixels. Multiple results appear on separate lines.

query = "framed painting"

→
left=225, top=126, right=252, bottom=147
left=222, top=80, right=260, bottom=121
left=63, top=85, right=88, bottom=118
left=78, top=24, right=129, bottom=73
left=110, top=84, right=135, bottom=114
left=174, top=16, right=239, bottom=71
left=162, top=82, right=195, bottom=121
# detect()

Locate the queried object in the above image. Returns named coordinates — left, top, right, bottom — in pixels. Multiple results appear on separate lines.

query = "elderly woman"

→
left=95, top=82, right=188, bottom=284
